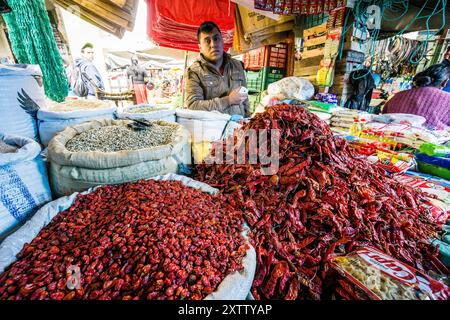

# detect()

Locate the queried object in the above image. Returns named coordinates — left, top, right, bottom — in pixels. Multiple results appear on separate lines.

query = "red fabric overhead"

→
left=146, top=0, right=235, bottom=52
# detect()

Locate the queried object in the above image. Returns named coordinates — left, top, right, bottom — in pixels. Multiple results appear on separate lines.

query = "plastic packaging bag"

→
left=267, top=77, right=315, bottom=101
left=332, top=247, right=450, bottom=300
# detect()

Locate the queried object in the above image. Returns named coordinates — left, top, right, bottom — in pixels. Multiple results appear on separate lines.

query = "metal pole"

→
left=182, top=50, right=188, bottom=107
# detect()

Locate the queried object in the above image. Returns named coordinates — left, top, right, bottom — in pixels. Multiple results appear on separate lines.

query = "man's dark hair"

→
left=82, top=43, right=94, bottom=52
left=413, top=63, right=450, bottom=88
left=197, top=21, right=221, bottom=42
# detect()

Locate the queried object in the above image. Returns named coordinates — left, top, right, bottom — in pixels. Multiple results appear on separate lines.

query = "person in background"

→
left=184, top=21, right=249, bottom=117
left=441, top=46, right=450, bottom=93
left=74, top=43, right=105, bottom=99
left=382, top=63, right=450, bottom=129
left=127, top=55, right=148, bottom=104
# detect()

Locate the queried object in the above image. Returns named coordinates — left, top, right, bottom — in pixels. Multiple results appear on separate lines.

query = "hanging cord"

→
left=409, top=0, right=447, bottom=64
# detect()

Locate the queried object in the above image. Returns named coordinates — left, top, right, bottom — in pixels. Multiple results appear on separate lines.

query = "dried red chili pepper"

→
left=0, top=180, right=249, bottom=300
left=196, top=105, right=447, bottom=300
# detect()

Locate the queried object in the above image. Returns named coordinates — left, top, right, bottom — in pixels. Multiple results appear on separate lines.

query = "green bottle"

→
left=419, top=143, right=450, bottom=157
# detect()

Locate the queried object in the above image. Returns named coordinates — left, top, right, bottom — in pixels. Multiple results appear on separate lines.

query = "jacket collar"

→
left=198, top=52, right=231, bottom=74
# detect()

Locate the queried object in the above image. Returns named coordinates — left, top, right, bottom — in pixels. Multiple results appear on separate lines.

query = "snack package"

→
left=395, top=172, right=450, bottom=223
left=273, top=0, right=285, bottom=14
left=402, top=171, right=450, bottom=188
left=301, top=0, right=309, bottom=14
left=395, top=173, right=450, bottom=205
left=309, top=0, right=318, bottom=14
left=367, top=153, right=414, bottom=174
left=265, top=0, right=275, bottom=11
left=332, top=247, right=450, bottom=300
left=292, top=0, right=301, bottom=13
left=254, top=0, right=269, bottom=10
left=283, top=0, right=293, bottom=14
left=317, top=0, right=325, bottom=14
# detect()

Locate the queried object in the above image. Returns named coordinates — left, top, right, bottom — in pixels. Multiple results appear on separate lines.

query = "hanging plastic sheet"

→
left=146, top=0, right=235, bottom=52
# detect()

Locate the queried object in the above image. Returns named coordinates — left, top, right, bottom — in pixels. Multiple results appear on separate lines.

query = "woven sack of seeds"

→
left=47, top=119, right=190, bottom=197
left=37, top=100, right=117, bottom=146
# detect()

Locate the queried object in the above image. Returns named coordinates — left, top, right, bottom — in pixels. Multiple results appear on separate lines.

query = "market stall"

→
left=0, top=0, right=449, bottom=302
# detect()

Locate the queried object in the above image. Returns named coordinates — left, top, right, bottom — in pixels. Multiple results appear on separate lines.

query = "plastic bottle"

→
left=359, top=119, right=367, bottom=136
left=419, top=143, right=450, bottom=157
left=349, top=119, right=360, bottom=136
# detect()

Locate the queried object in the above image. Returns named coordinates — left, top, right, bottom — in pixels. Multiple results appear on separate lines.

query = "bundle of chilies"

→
left=195, top=105, right=450, bottom=300
left=0, top=180, right=248, bottom=300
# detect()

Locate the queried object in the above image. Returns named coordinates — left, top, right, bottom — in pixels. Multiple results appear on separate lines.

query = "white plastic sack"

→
left=267, top=76, right=315, bottom=101
left=116, top=104, right=176, bottom=123
left=176, top=109, right=231, bottom=143
left=0, top=64, right=46, bottom=141
left=310, top=111, right=332, bottom=121
left=373, top=113, right=427, bottom=127
left=0, top=133, right=52, bottom=239
left=37, top=106, right=117, bottom=146
left=0, top=173, right=256, bottom=300
left=48, top=119, right=191, bottom=197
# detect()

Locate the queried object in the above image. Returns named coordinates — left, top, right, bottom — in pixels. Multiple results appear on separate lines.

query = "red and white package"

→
left=283, top=0, right=293, bottom=14
left=317, top=0, right=324, bottom=13
left=309, top=0, right=318, bottom=14
left=292, top=0, right=301, bottom=13
left=254, top=0, right=268, bottom=10
left=329, top=0, right=337, bottom=10
left=300, top=0, right=309, bottom=14
left=264, top=0, right=275, bottom=11
left=332, top=247, right=450, bottom=300
left=395, top=173, right=450, bottom=223
left=273, top=0, right=285, bottom=14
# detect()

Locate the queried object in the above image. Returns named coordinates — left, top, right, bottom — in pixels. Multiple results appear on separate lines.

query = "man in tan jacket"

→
left=184, top=21, right=250, bottom=117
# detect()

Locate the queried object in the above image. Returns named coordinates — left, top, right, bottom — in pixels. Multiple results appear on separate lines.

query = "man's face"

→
left=82, top=48, right=95, bottom=62
left=198, top=28, right=224, bottom=64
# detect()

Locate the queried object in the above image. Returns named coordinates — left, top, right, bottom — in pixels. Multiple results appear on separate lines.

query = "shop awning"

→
left=51, top=0, right=139, bottom=38
left=379, top=0, right=449, bottom=34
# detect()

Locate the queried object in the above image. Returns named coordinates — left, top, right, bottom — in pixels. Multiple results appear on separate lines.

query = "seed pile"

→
left=66, top=123, right=178, bottom=152
left=0, top=140, right=18, bottom=154
left=196, top=105, right=448, bottom=300
left=129, top=106, right=171, bottom=113
left=0, top=179, right=248, bottom=300
left=46, top=99, right=111, bottom=112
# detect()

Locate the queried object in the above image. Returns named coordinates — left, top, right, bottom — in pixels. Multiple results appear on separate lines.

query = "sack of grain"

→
left=47, top=119, right=190, bottom=197
left=0, top=133, right=52, bottom=240
left=116, top=104, right=176, bottom=123
left=0, top=173, right=256, bottom=300
left=176, top=110, right=231, bottom=164
left=176, top=110, right=230, bottom=143
left=0, top=64, right=45, bottom=141
left=37, top=99, right=116, bottom=146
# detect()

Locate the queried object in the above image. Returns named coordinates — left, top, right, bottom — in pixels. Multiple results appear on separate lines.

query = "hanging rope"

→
left=3, top=0, right=68, bottom=102
left=337, top=0, right=447, bottom=83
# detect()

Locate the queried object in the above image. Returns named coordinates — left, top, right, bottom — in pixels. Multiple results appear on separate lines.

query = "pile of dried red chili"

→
left=196, top=104, right=449, bottom=300
left=0, top=180, right=248, bottom=300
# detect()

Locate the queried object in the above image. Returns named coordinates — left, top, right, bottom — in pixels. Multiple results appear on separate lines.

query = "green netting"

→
left=3, top=0, right=68, bottom=102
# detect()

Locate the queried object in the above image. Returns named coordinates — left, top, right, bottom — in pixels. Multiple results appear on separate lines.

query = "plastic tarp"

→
left=146, top=0, right=235, bottom=52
